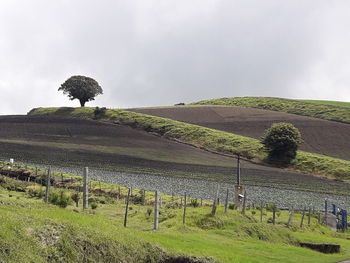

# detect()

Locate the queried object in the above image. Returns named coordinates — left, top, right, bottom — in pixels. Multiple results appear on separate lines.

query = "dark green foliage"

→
left=93, top=107, right=107, bottom=119
left=90, top=202, right=98, bottom=210
left=49, top=191, right=72, bottom=208
left=71, top=192, right=80, bottom=207
left=190, top=198, right=200, bottom=207
left=262, top=123, right=302, bottom=164
left=58, top=75, right=103, bottom=107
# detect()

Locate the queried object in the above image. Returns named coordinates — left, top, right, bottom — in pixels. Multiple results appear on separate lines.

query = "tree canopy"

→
left=261, top=122, right=302, bottom=164
left=58, top=75, right=103, bottom=107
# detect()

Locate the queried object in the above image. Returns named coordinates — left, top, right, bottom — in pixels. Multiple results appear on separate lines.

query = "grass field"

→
left=2, top=175, right=350, bottom=263
left=192, top=97, right=350, bottom=124
left=301, top=100, right=350, bottom=109
left=28, top=107, right=350, bottom=182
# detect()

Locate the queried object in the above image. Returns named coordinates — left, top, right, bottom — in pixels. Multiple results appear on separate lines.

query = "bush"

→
left=49, top=191, right=72, bottom=208
left=261, top=122, right=302, bottom=164
left=91, top=202, right=98, bottom=210
left=93, top=107, right=107, bottom=119
left=190, top=198, right=199, bottom=208
left=71, top=192, right=80, bottom=207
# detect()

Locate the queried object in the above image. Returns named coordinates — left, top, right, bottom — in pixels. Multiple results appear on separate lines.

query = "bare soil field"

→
left=130, top=106, right=350, bottom=161
left=0, top=115, right=349, bottom=194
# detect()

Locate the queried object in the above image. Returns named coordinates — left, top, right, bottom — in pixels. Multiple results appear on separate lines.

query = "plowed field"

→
left=130, top=106, right=350, bottom=161
left=0, top=115, right=349, bottom=194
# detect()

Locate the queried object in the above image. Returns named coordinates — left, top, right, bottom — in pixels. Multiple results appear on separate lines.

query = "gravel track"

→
left=13, top=160, right=350, bottom=211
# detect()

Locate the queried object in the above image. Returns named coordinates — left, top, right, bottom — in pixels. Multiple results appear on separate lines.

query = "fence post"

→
left=154, top=191, right=159, bottom=230
left=272, top=205, right=276, bottom=225
left=44, top=167, right=51, bottom=203
left=183, top=192, right=187, bottom=224
left=300, top=207, right=306, bottom=227
left=308, top=207, right=311, bottom=225
left=83, top=167, right=89, bottom=209
left=287, top=207, right=294, bottom=227
left=242, top=191, right=247, bottom=216
left=260, top=201, right=263, bottom=223
left=324, top=199, right=328, bottom=224
left=211, top=184, right=220, bottom=216
left=124, top=188, right=131, bottom=227
left=224, top=188, right=229, bottom=213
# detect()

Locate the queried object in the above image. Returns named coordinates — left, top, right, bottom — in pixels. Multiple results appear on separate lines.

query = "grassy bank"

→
left=28, top=107, right=350, bottom=182
left=192, top=97, right=350, bottom=124
left=301, top=99, right=350, bottom=109
left=2, top=174, right=350, bottom=263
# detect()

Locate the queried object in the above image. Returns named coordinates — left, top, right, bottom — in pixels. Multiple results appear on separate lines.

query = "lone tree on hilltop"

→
left=58, top=75, right=103, bottom=107
left=261, top=122, right=302, bottom=164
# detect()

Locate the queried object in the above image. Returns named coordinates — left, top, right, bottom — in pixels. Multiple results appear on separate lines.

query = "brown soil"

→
left=130, top=106, right=350, bottom=161
left=1, top=115, right=349, bottom=193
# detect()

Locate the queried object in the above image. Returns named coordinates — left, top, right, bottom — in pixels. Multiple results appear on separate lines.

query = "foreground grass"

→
left=192, top=97, right=350, bottom=124
left=301, top=99, right=350, bottom=109
left=28, top=107, right=350, bottom=181
left=2, top=181, right=350, bottom=263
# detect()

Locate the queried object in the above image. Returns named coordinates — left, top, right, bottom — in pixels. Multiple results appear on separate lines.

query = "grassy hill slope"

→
left=192, top=97, right=350, bottom=124
left=301, top=100, right=350, bottom=109
left=2, top=172, right=350, bottom=263
left=28, top=107, right=350, bottom=183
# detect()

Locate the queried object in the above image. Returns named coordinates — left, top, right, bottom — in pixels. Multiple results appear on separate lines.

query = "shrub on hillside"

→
left=49, top=191, right=72, bottom=208
left=93, top=107, right=107, bottom=119
left=261, top=123, right=302, bottom=164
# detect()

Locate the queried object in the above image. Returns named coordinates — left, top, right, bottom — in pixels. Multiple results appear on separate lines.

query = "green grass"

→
left=192, top=97, right=350, bottom=124
left=2, top=179, right=350, bottom=263
left=28, top=107, right=350, bottom=182
left=301, top=100, right=350, bottom=109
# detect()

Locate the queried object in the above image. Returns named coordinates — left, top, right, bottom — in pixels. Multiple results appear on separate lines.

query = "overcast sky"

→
left=0, top=0, right=350, bottom=114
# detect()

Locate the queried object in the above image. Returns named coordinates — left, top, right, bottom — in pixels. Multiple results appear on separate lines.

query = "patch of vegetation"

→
left=28, top=107, right=350, bottom=182
left=2, top=183, right=350, bottom=263
left=192, top=97, right=350, bottom=124
left=300, top=99, right=350, bottom=109
left=262, top=123, right=302, bottom=164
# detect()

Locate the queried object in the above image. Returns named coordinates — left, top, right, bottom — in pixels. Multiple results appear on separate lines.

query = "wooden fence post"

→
left=211, top=184, right=220, bottom=216
left=287, top=207, right=294, bottom=227
left=241, top=191, right=247, bottom=216
left=308, top=207, right=311, bottom=225
left=44, top=167, right=51, bottom=203
left=154, top=191, right=159, bottom=230
left=272, top=205, right=276, bottom=225
left=183, top=192, right=187, bottom=224
left=124, top=188, right=131, bottom=227
left=83, top=167, right=89, bottom=209
left=300, top=207, right=306, bottom=227
left=324, top=199, right=328, bottom=224
left=260, top=201, right=263, bottom=223
left=224, top=188, right=229, bottom=213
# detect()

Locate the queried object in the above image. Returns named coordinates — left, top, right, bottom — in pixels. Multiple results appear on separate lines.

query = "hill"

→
left=130, top=106, right=350, bottom=161
left=1, top=172, right=350, bottom=263
left=300, top=100, right=350, bottom=109
left=191, top=97, right=350, bottom=124
left=26, top=107, right=350, bottom=194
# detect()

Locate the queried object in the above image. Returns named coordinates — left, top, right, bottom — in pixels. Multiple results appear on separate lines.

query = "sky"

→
left=0, top=0, right=350, bottom=114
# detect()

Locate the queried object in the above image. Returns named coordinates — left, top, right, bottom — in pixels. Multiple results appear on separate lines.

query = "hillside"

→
left=300, top=100, right=350, bottom=109
left=1, top=172, right=350, bottom=263
left=130, top=106, right=350, bottom=161
left=26, top=107, right=350, bottom=194
left=191, top=97, right=350, bottom=124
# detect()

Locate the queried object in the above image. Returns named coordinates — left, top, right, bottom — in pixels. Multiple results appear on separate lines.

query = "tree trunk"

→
left=79, top=99, right=86, bottom=107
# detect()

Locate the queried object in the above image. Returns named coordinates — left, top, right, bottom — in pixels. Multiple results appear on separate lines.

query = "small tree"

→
left=58, top=75, right=103, bottom=107
left=262, top=122, right=302, bottom=164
